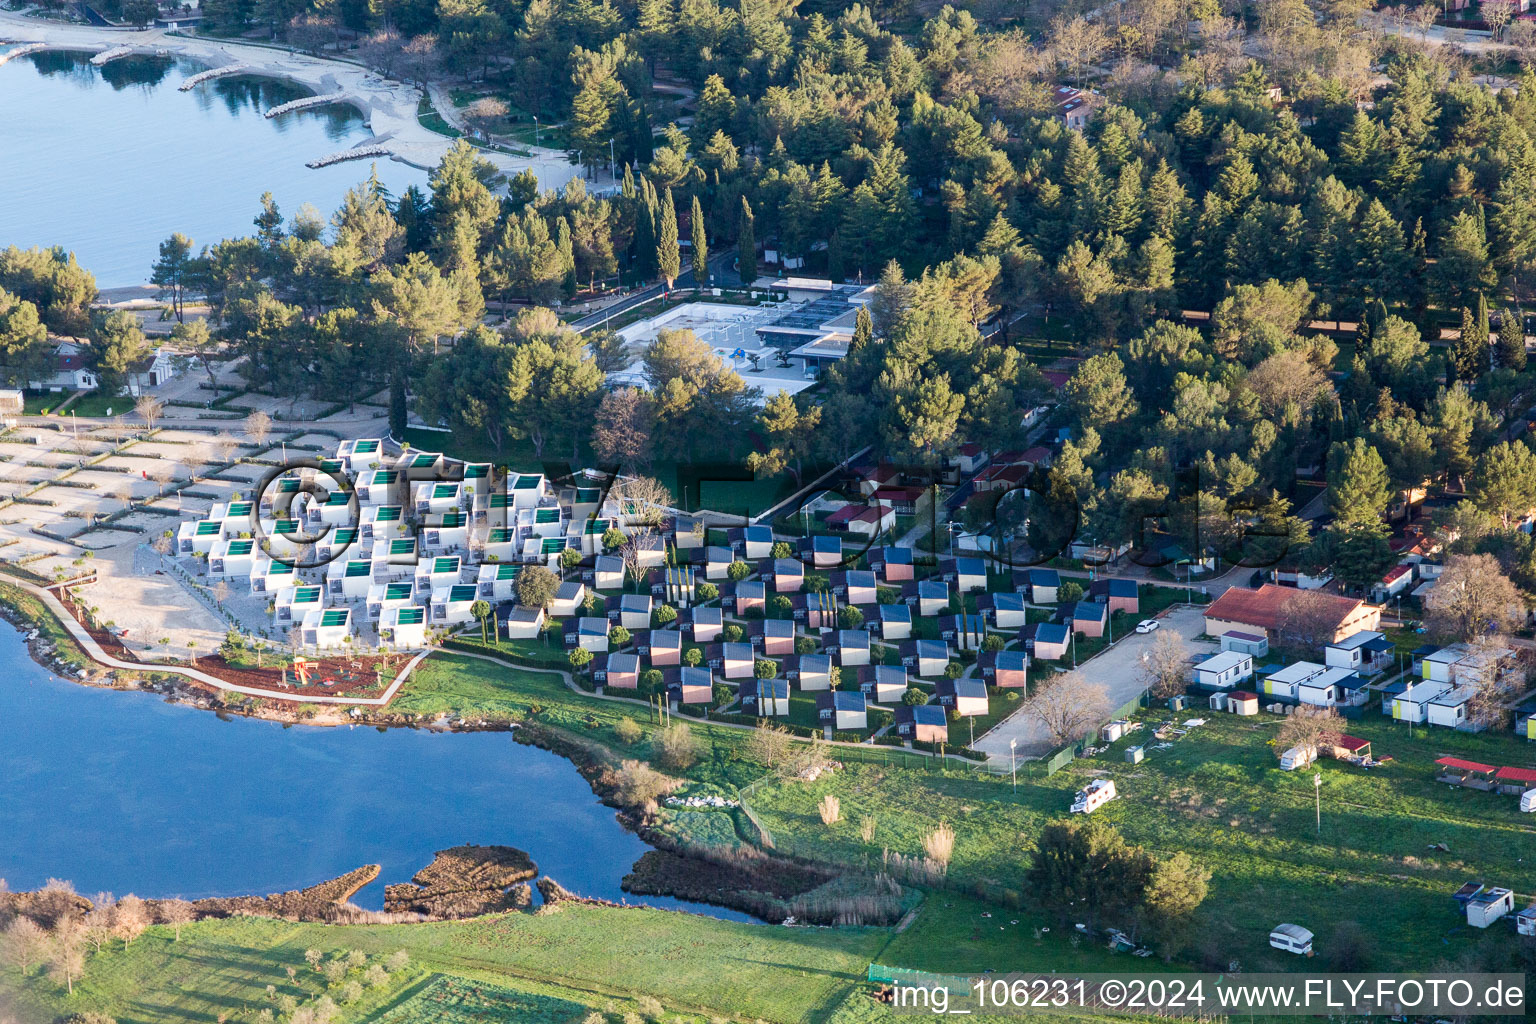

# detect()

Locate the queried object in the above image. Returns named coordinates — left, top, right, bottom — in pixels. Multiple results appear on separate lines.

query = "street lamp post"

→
left=532, top=115, right=539, bottom=148
left=1010, top=737, right=1017, bottom=790
left=1313, top=771, right=1323, bottom=834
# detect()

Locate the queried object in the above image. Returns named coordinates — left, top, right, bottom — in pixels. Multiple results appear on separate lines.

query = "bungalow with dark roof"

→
left=588, top=554, right=625, bottom=590
left=551, top=580, right=586, bottom=618
left=858, top=664, right=908, bottom=703
left=567, top=616, right=610, bottom=653
left=1071, top=600, right=1108, bottom=638
left=667, top=666, right=714, bottom=706
left=1220, top=630, right=1269, bottom=657
left=936, top=678, right=989, bottom=717
left=816, top=690, right=868, bottom=731
left=1089, top=578, right=1139, bottom=615
left=753, top=617, right=796, bottom=656
left=732, top=580, right=766, bottom=615
left=978, top=591, right=1026, bottom=629
left=648, top=628, right=682, bottom=666
left=704, top=545, right=735, bottom=581
left=836, top=569, right=879, bottom=606
left=598, top=652, right=641, bottom=689
left=740, top=524, right=775, bottom=560
left=903, top=638, right=950, bottom=678
left=942, top=557, right=988, bottom=593
left=502, top=603, right=546, bottom=639
left=870, top=545, right=914, bottom=582
left=773, top=558, right=805, bottom=593
left=796, top=589, right=837, bottom=629
left=787, top=653, right=833, bottom=691
left=1021, top=568, right=1060, bottom=604
left=877, top=602, right=912, bottom=640
left=979, top=649, right=1028, bottom=687
left=834, top=629, right=871, bottom=666
left=617, top=592, right=652, bottom=630
left=805, top=534, right=843, bottom=568
left=689, top=606, right=723, bottom=642
left=1326, top=630, right=1396, bottom=676
left=716, top=641, right=755, bottom=680
left=1023, top=621, right=1070, bottom=660
left=911, top=579, right=949, bottom=617
left=895, top=703, right=948, bottom=743
left=740, top=677, right=790, bottom=716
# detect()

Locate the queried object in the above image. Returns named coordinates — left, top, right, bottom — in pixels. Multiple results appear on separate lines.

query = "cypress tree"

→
left=657, top=188, right=681, bottom=289
left=691, top=195, right=709, bottom=285
left=1498, top=309, right=1528, bottom=371
left=738, top=196, right=756, bottom=286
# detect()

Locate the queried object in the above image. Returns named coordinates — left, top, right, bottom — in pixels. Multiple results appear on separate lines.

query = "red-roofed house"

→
left=1054, top=85, right=1097, bottom=131
left=1371, top=564, right=1414, bottom=603
left=825, top=502, right=895, bottom=537
left=1204, top=584, right=1380, bottom=644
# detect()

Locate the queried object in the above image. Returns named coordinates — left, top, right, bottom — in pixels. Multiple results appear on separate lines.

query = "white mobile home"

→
left=477, top=562, right=522, bottom=602
left=250, top=556, right=297, bottom=594
left=327, top=559, right=375, bottom=600
left=274, top=584, right=323, bottom=626
left=1192, top=651, right=1253, bottom=691
left=415, top=555, right=462, bottom=594
left=357, top=469, right=401, bottom=505
left=208, top=538, right=258, bottom=579
left=430, top=584, right=479, bottom=626
left=300, top=606, right=353, bottom=649
left=360, top=504, right=405, bottom=542
left=1427, top=684, right=1477, bottom=731
left=379, top=605, right=427, bottom=649
left=1325, top=630, right=1395, bottom=675
left=1392, top=680, right=1452, bottom=723
left=424, top=510, right=469, bottom=552
left=1262, top=661, right=1326, bottom=701
left=366, top=581, right=416, bottom=622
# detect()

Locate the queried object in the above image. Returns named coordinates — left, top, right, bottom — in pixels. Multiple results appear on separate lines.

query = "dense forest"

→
left=6, top=0, right=1536, bottom=593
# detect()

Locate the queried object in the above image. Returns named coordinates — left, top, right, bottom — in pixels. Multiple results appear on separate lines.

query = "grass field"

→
left=0, top=906, right=890, bottom=1024
left=745, top=708, right=1536, bottom=972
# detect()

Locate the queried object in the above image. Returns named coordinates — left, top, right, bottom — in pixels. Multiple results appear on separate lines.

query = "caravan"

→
left=1070, top=778, right=1117, bottom=814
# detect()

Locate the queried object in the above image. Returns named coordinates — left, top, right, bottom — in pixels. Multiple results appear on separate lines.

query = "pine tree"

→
left=556, top=217, right=577, bottom=298
left=1451, top=305, right=1490, bottom=382
left=737, top=196, right=756, bottom=286
left=690, top=195, right=708, bottom=285
left=656, top=188, right=681, bottom=289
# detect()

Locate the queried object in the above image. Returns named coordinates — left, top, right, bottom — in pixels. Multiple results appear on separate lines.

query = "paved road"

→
left=972, top=604, right=1215, bottom=763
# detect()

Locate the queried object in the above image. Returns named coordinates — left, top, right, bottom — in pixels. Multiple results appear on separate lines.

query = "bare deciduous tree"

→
left=618, top=527, right=657, bottom=589
left=113, top=894, right=148, bottom=945
left=1, top=917, right=49, bottom=974
left=1464, top=633, right=1522, bottom=730
left=1275, top=704, right=1340, bottom=761
left=463, top=97, right=508, bottom=138
left=1423, top=553, right=1524, bottom=642
left=46, top=916, right=86, bottom=994
left=1049, top=15, right=1111, bottom=85
left=134, top=395, right=163, bottom=432
left=746, top=721, right=794, bottom=768
left=1026, top=670, right=1113, bottom=747
left=614, top=475, right=673, bottom=527
left=245, top=409, right=273, bottom=449
left=1141, top=629, right=1189, bottom=699
left=159, top=899, right=196, bottom=941
left=1483, top=0, right=1518, bottom=39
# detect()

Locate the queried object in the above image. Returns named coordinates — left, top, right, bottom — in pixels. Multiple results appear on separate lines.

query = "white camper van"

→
left=1070, top=778, right=1117, bottom=814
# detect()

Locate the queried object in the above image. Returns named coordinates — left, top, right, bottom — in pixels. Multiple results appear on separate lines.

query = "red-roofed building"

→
left=1495, top=766, right=1536, bottom=791
left=1203, top=584, right=1380, bottom=644
left=825, top=502, right=896, bottom=537
left=974, top=463, right=1031, bottom=494
left=1372, top=563, right=1414, bottom=603
left=1053, top=85, right=1097, bottom=131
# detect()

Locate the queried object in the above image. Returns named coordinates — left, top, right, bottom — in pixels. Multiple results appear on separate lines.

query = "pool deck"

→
left=0, top=11, right=591, bottom=189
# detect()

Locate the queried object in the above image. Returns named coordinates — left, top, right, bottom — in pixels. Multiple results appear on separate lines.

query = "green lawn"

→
left=1, top=906, right=890, bottom=1024
left=23, top=389, right=125, bottom=417
left=745, top=710, right=1536, bottom=972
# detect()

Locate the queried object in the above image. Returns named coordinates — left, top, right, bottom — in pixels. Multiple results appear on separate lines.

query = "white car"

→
left=1134, top=619, right=1159, bottom=634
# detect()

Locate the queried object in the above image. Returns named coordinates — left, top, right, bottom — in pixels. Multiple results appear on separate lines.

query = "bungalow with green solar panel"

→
left=372, top=537, right=418, bottom=578
left=260, top=475, right=304, bottom=515
left=177, top=518, right=224, bottom=555
left=317, top=527, right=360, bottom=564
left=275, top=584, right=323, bottom=625
left=367, top=580, right=416, bottom=621
left=425, top=509, right=469, bottom=551
left=576, top=515, right=611, bottom=556
left=358, top=468, right=400, bottom=505
left=327, top=558, right=375, bottom=600
left=380, top=605, right=427, bottom=649
left=481, top=525, right=517, bottom=562
left=509, top=472, right=547, bottom=508
left=415, top=480, right=462, bottom=517
left=263, top=517, right=306, bottom=558
left=476, top=561, right=522, bottom=601
left=210, top=499, right=255, bottom=528
left=208, top=538, right=257, bottom=578
left=462, top=462, right=493, bottom=498
left=301, top=606, right=353, bottom=648
left=520, top=504, right=565, bottom=538
left=565, top=486, right=603, bottom=523
left=523, top=534, right=570, bottom=567
left=397, top=450, right=444, bottom=477
left=360, top=504, right=405, bottom=542
left=338, top=437, right=383, bottom=473
left=415, top=554, right=462, bottom=593
left=250, top=555, right=296, bottom=594
left=316, top=489, right=354, bottom=527
left=431, top=583, right=479, bottom=625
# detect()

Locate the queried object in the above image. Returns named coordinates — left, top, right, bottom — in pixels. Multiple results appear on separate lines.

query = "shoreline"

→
left=0, top=11, right=595, bottom=261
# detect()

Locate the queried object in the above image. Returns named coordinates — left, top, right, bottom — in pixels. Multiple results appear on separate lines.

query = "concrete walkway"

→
left=15, top=574, right=431, bottom=705
left=971, top=604, right=1215, bottom=764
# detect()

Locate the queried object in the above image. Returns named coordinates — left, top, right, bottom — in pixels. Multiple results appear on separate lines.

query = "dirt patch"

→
left=622, top=848, right=830, bottom=922
left=384, top=845, right=538, bottom=918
